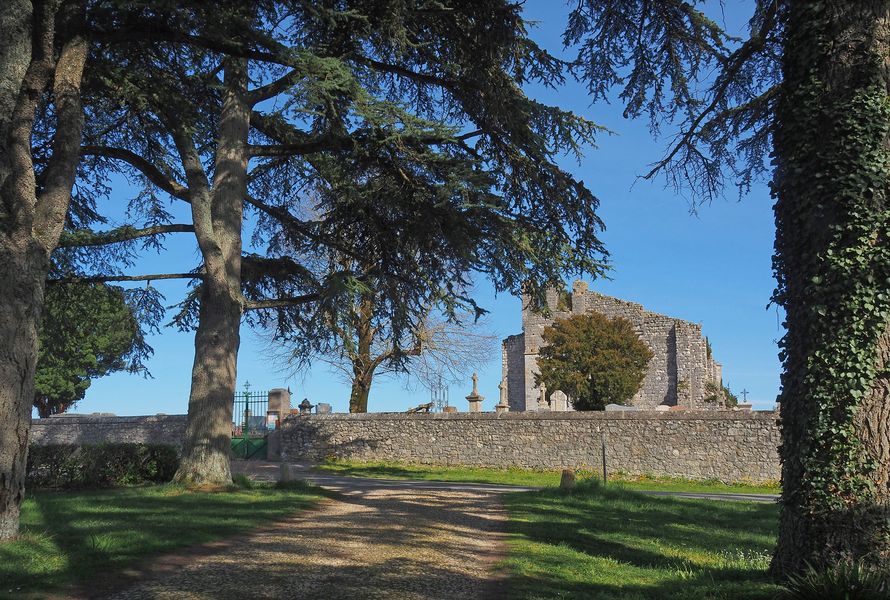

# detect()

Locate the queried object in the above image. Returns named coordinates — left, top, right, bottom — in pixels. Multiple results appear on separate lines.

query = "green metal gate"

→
left=231, top=436, right=267, bottom=459
left=231, top=383, right=269, bottom=460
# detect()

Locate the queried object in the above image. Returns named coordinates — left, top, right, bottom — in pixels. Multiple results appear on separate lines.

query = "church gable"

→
left=502, top=281, right=724, bottom=411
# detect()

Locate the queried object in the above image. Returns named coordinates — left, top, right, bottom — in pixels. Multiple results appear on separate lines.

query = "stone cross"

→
left=495, top=378, right=510, bottom=413
left=466, top=372, right=484, bottom=413
left=537, top=381, right=548, bottom=410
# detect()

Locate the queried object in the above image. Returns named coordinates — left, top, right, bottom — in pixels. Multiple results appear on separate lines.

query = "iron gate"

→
left=231, top=384, right=269, bottom=459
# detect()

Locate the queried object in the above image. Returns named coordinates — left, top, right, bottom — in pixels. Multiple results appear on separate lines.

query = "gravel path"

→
left=102, top=463, right=509, bottom=600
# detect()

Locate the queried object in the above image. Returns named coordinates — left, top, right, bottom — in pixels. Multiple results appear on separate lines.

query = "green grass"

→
left=0, top=482, right=325, bottom=599
left=503, top=480, right=781, bottom=599
left=315, top=460, right=780, bottom=495
left=317, top=459, right=559, bottom=487
left=607, top=474, right=779, bottom=495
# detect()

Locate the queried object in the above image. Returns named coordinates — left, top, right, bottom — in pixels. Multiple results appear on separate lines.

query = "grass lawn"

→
left=0, top=482, right=325, bottom=599
left=503, top=481, right=781, bottom=599
left=315, top=459, right=780, bottom=495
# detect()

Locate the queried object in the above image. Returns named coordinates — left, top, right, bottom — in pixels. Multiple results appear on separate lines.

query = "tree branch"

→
left=58, top=224, right=195, bottom=248
left=241, top=253, right=315, bottom=281
left=244, top=194, right=363, bottom=261
left=247, top=68, right=302, bottom=104
left=247, top=137, right=351, bottom=156
left=35, top=17, right=89, bottom=252
left=89, top=26, right=281, bottom=66
left=351, top=54, right=460, bottom=91
left=81, top=145, right=191, bottom=201
left=244, top=294, right=319, bottom=310
left=642, top=0, right=778, bottom=182
left=47, top=272, right=203, bottom=285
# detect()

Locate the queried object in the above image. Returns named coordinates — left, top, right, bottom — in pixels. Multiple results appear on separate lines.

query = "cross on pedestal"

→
left=741, top=389, right=749, bottom=402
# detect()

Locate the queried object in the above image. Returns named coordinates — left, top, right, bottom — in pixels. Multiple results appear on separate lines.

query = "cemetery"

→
left=2, top=0, right=888, bottom=598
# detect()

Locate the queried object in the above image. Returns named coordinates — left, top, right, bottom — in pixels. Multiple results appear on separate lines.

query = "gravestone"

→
left=549, top=390, right=568, bottom=412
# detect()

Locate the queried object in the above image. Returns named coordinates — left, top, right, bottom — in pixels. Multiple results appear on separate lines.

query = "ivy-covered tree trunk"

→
left=771, top=0, right=890, bottom=577
left=173, top=58, right=248, bottom=485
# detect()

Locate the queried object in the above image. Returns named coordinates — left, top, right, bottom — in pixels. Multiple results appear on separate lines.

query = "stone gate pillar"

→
left=268, top=388, right=291, bottom=419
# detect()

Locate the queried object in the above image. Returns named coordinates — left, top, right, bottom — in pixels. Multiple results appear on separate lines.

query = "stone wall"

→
left=30, top=414, right=188, bottom=448
left=281, top=411, right=780, bottom=483
left=504, top=281, right=724, bottom=411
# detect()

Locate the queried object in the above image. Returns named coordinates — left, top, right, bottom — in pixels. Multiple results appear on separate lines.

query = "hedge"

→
left=27, top=443, right=179, bottom=488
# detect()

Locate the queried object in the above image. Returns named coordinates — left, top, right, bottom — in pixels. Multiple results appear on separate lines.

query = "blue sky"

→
left=73, top=1, right=780, bottom=416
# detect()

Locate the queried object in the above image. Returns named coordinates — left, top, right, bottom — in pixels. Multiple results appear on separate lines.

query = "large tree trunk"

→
left=0, top=7, right=35, bottom=538
left=174, top=57, right=249, bottom=485
left=347, top=293, right=376, bottom=414
left=175, top=279, right=242, bottom=484
left=0, top=1, right=86, bottom=540
left=349, top=374, right=371, bottom=413
left=771, top=1, right=890, bottom=577
left=0, top=0, right=32, bottom=194
left=0, top=242, right=45, bottom=539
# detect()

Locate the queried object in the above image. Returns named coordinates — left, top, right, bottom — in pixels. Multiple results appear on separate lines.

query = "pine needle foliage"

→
left=67, top=0, right=611, bottom=353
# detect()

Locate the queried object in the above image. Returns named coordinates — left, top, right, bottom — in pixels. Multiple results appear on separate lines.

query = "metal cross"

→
left=741, top=388, right=749, bottom=402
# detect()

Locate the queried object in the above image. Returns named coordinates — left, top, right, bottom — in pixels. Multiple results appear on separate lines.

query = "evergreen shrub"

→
left=27, top=443, right=179, bottom=488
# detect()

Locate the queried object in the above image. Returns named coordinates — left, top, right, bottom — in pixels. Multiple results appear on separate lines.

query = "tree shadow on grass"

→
left=504, top=483, right=780, bottom=600
left=57, top=482, right=508, bottom=599
left=0, top=485, right=323, bottom=598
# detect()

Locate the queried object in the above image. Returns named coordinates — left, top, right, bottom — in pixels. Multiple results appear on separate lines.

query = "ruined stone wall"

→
left=502, top=334, right=526, bottom=412
left=504, top=282, right=723, bottom=410
left=281, top=411, right=780, bottom=483
left=30, top=414, right=188, bottom=448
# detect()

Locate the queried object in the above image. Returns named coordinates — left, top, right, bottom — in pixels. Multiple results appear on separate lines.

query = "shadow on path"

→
left=99, top=464, right=509, bottom=600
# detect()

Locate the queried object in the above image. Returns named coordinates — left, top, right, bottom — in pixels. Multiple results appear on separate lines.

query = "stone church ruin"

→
left=502, top=281, right=726, bottom=411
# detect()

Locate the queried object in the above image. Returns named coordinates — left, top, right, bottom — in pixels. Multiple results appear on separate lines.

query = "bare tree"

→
left=269, top=295, right=497, bottom=413
left=406, top=315, right=498, bottom=395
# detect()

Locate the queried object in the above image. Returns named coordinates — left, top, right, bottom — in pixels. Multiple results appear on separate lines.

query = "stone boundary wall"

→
left=30, top=415, right=188, bottom=449
left=281, top=411, right=780, bottom=483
